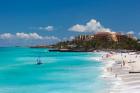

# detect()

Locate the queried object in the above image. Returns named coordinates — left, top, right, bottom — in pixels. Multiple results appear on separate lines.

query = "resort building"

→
left=116, top=33, right=125, bottom=42
left=74, top=35, right=94, bottom=41
left=73, top=31, right=136, bottom=43
left=94, top=32, right=118, bottom=42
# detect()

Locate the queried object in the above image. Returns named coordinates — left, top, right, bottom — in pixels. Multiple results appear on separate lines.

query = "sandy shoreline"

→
left=99, top=51, right=140, bottom=93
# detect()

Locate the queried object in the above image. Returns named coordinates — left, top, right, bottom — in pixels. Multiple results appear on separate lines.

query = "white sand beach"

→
left=101, top=51, right=140, bottom=93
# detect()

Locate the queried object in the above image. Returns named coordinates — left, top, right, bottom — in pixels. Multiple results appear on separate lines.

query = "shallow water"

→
left=0, top=47, right=108, bottom=93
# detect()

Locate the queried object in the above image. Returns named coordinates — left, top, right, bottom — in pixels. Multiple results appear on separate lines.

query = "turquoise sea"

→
left=0, top=47, right=109, bottom=93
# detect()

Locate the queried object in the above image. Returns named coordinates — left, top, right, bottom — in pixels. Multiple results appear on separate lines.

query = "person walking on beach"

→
left=123, top=60, right=125, bottom=66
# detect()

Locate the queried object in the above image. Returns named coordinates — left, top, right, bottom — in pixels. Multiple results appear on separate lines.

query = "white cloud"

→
left=0, top=32, right=60, bottom=41
left=0, top=33, right=14, bottom=39
left=30, top=26, right=54, bottom=31
left=69, top=24, right=86, bottom=32
left=69, top=19, right=111, bottom=33
left=16, top=32, right=43, bottom=39
left=127, top=31, right=134, bottom=34
left=38, top=26, right=54, bottom=31
left=0, top=32, right=61, bottom=46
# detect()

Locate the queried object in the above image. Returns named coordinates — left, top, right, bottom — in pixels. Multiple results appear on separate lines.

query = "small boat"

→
left=36, top=57, right=42, bottom=65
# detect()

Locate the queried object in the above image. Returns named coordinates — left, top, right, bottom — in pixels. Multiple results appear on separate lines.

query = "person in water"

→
left=36, top=57, right=42, bottom=65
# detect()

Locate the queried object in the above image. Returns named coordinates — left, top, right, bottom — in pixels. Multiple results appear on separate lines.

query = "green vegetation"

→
left=53, top=34, right=140, bottom=51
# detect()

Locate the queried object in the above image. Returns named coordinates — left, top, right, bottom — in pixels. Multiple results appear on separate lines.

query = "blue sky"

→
left=0, top=0, right=140, bottom=46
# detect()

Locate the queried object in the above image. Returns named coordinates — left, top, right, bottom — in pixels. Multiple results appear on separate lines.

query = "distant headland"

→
left=30, top=31, right=140, bottom=52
